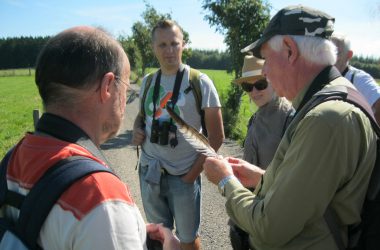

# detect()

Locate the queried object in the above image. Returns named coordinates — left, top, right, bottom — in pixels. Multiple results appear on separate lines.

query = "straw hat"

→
left=233, top=55, right=265, bottom=84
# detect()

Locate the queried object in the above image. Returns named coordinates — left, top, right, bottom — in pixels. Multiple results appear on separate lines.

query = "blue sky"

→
left=0, top=0, right=379, bottom=57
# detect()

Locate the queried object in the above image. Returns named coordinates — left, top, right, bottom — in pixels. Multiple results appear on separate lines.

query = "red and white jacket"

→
left=3, top=133, right=147, bottom=250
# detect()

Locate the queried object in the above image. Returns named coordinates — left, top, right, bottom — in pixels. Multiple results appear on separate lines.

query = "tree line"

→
left=1, top=35, right=378, bottom=78
left=0, top=36, right=48, bottom=69
left=0, top=35, right=230, bottom=71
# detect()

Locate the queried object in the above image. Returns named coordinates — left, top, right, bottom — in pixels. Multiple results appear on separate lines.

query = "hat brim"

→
left=233, top=75, right=264, bottom=85
left=241, top=35, right=272, bottom=59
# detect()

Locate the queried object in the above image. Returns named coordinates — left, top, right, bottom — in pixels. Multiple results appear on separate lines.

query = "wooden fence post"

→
left=33, top=109, right=40, bottom=129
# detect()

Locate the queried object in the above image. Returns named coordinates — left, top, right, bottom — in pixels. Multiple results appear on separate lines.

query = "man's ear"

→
left=347, top=50, right=353, bottom=61
left=99, top=72, right=115, bottom=103
left=283, top=36, right=299, bottom=64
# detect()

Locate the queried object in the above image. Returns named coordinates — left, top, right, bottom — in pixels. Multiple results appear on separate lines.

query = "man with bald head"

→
left=0, top=26, right=179, bottom=250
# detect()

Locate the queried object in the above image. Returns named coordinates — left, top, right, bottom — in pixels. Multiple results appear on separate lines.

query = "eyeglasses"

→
left=115, top=75, right=138, bottom=104
left=115, top=76, right=130, bottom=88
left=241, top=80, right=268, bottom=92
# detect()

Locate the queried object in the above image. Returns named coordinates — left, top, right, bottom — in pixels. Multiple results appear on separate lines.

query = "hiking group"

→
left=1, top=4, right=380, bottom=250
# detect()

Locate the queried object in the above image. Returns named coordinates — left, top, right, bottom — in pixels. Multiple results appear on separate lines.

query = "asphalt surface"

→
left=100, top=84, right=243, bottom=249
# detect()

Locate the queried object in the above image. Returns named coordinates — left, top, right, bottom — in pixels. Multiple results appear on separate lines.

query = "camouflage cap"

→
left=241, top=5, right=335, bottom=58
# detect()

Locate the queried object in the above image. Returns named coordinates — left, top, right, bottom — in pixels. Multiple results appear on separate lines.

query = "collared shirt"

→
left=224, top=67, right=377, bottom=249
left=243, top=96, right=293, bottom=168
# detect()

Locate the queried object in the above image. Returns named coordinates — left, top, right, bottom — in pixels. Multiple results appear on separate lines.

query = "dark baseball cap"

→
left=241, top=5, right=335, bottom=58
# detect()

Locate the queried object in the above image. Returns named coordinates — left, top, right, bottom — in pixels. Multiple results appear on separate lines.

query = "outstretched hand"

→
left=203, top=157, right=234, bottom=185
left=226, top=157, right=265, bottom=188
left=146, top=224, right=180, bottom=250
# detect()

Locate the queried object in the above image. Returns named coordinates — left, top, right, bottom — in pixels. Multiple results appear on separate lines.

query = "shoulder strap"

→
left=349, top=67, right=358, bottom=83
left=300, top=83, right=380, bottom=250
left=281, top=109, right=295, bottom=138
left=189, top=68, right=208, bottom=136
left=305, top=84, right=380, bottom=196
left=140, top=72, right=155, bottom=119
left=12, top=156, right=115, bottom=249
left=0, top=147, right=15, bottom=207
left=189, top=68, right=202, bottom=115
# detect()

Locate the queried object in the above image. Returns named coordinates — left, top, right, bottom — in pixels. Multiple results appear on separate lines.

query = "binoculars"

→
left=150, top=120, right=177, bottom=147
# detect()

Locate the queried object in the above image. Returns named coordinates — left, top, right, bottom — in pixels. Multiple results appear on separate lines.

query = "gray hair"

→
left=331, top=32, right=351, bottom=54
left=268, top=35, right=337, bottom=66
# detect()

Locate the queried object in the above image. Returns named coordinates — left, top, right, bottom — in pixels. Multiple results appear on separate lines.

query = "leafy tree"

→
left=202, top=0, right=270, bottom=138
left=131, top=21, right=153, bottom=75
left=118, top=36, right=142, bottom=81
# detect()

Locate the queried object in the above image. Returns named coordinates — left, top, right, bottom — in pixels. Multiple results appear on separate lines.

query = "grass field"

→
left=202, top=69, right=257, bottom=142
left=0, top=74, right=42, bottom=157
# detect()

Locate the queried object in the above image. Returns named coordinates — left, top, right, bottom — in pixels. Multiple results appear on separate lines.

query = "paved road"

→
left=100, top=84, right=243, bottom=249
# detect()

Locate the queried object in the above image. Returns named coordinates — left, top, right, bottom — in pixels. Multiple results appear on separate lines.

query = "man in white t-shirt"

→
left=132, top=19, right=225, bottom=250
left=332, top=32, right=380, bottom=124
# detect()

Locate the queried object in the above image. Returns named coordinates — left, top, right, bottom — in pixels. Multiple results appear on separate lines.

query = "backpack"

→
left=0, top=149, right=116, bottom=250
left=140, top=68, right=208, bottom=136
left=295, top=83, right=380, bottom=250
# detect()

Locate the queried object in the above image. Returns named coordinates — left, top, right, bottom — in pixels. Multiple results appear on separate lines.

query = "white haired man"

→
left=203, top=5, right=377, bottom=250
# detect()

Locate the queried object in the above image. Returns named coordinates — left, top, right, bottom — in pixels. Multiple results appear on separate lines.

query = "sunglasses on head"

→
left=241, top=80, right=268, bottom=92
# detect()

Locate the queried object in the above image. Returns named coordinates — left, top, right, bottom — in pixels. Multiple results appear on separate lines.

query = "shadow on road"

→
left=100, top=129, right=134, bottom=150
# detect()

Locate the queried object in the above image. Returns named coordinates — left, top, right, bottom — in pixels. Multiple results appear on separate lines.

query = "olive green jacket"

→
left=224, top=77, right=377, bottom=249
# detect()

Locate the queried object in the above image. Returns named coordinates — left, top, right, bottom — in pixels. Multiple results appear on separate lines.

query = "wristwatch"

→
left=218, top=175, right=235, bottom=197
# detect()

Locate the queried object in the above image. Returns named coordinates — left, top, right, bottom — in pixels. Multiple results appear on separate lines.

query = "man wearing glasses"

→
left=0, top=26, right=180, bottom=250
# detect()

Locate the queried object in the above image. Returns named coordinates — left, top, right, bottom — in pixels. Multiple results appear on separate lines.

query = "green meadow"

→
left=0, top=69, right=257, bottom=157
left=0, top=74, right=43, bottom=157
left=202, top=69, right=257, bottom=142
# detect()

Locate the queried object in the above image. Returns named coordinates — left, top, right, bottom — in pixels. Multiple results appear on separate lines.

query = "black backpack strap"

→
left=14, top=156, right=116, bottom=249
left=140, top=72, right=155, bottom=119
left=349, top=67, right=358, bottom=84
left=0, top=148, right=14, bottom=204
left=324, top=205, right=346, bottom=250
left=300, top=84, right=380, bottom=249
left=0, top=147, right=28, bottom=212
left=188, top=68, right=207, bottom=136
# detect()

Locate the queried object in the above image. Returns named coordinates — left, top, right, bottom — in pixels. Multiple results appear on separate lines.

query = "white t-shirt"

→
left=140, top=64, right=221, bottom=175
left=345, top=65, right=380, bottom=107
